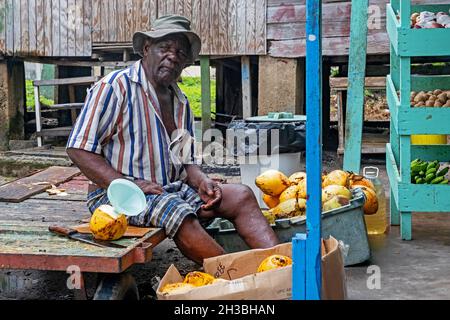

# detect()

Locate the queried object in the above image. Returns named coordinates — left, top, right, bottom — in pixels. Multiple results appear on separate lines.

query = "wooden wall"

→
left=0, top=0, right=92, bottom=57
left=267, top=0, right=450, bottom=58
left=91, top=0, right=267, bottom=56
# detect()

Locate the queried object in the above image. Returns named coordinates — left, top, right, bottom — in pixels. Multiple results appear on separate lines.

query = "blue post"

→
left=292, top=0, right=322, bottom=301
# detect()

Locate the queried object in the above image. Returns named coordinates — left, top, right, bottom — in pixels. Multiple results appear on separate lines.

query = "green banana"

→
left=431, top=176, right=445, bottom=184
left=425, top=173, right=436, bottom=184
left=437, top=167, right=449, bottom=177
left=416, top=178, right=425, bottom=184
left=426, top=168, right=438, bottom=175
left=440, top=179, right=449, bottom=185
left=419, top=171, right=425, bottom=177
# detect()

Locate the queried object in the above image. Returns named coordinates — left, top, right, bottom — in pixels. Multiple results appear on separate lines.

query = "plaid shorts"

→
left=87, top=181, right=205, bottom=239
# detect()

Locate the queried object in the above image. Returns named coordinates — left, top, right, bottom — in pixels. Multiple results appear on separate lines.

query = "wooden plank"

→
left=150, top=0, right=157, bottom=24
left=268, top=32, right=389, bottom=57
left=210, top=0, right=219, bottom=55
left=28, top=0, right=39, bottom=55
left=176, top=0, right=184, bottom=15
left=75, top=0, right=84, bottom=55
left=91, top=0, right=100, bottom=42
left=20, top=0, right=29, bottom=54
left=83, top=0, right=91, bottom=56
left=158, top=0, right=165, bottom=16
left=241, top=56, right=251, bottom=119
left=36, top=0, right=45, bottom=56
left=100, top=0, right=108, bottom=43
left=167, top=0, right=175, bottom=14
left=60, top=0, right=69, bottom=56
left=52, top=0, right=60, bottom=56
left=255, top=0, right=266, bottom=54
left=33, top=76, right=98, bottom=86
left=0, top=0, right=6, bottom=53
left=141, top=0, right=150, bottom=33
left=13, top=0, right=20, bottom=54
left=43, top=0, right=52, bottom=56
left=66, top=0, right=75, bottom=56
left=132, top=0, right=141, bottom=40
left=200, top=56, right=211, bottom=140
left=0, top=167, right=81, bottom=203
left=72, top=223, right=153, bottom=238
left=236, top=0, right=245, bottom=54
left=218, top=0, right=228, bottom=55
left=116, top=0, right=125, bottom=41
left=343, top=0, right=369, bottom=173
left=330, top=76, right=386, bottom=90
left=183, top=0, right=192, bottom=20
left=109, top=0, right=118, bottom=43
left=125, top=0, right=133, bottom=41
left=227, top=0, right=237, bottom=54
left=200, top=0, right=209, bottom=55
left=245, top=0, right=255, bottom=54
left=191, top=0, right=200, bottom=35
left=5, top=0, right=13, bottom=55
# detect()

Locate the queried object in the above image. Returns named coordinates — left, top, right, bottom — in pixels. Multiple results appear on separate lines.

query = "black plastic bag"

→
left=227, top=120, right=306, bottom=156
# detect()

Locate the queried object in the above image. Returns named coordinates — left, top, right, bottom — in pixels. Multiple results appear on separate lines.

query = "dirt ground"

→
left=330, top=90, right=390, bottom=122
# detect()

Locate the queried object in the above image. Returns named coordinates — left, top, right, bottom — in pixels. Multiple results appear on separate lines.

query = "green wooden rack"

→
left=386, top=0, right=450, bottom=240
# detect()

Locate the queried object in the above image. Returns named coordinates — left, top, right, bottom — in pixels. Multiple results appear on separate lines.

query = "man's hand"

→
left=134, top=179, right=164, bottom=195
left=198, top=179, right=222, bottom=211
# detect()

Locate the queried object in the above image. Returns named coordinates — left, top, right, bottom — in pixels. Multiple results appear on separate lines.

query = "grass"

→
left=178, top=76, right=216, bottom=119
left=25, top=80, right=55, bottom=112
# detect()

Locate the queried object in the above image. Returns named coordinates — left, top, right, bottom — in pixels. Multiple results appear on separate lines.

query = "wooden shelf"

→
left=387, top=3, right=450, bottom=57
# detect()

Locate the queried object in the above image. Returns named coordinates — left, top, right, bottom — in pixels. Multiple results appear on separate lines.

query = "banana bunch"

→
left=411, top=159, right=449, bottom=185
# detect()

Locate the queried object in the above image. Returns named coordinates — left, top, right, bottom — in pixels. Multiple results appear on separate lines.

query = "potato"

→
left=428, top=95, right=437, bottom=102
left=443, top=101, right=450, bottom=108
left=438, top=93, right=448, bottom=104
left=434, top=100, right=444, bottom=107
left=414, top=92, right=427, bottom=103
left=425, top=100, right=435, bottom=107
left=433, top=89, right=443, bottom=96
left=415, top=101, right=426, bottom=107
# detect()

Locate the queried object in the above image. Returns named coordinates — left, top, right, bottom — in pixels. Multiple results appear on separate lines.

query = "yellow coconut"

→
left=347, top=173, right=375, bottom=191
left=257, top=255, right=293, bottom=273
left=262, top=194, right=280, bottom=209
left=255, top=170, right=290, bottom=196
left=269, top=198, right=306, bottom=219
left=322, top=185, right=352, bottom=203
left=323, top=195, right=350, bottom=212
left=297, top=179, right=307, bottom=199
left=89, top=204, right=128, bottom=241
left=279, top=185, right=300, bottom=203
left=322, top=170, right=350, bottom=188
left=288, top=172, right=307, bottom=185
left=183, top=272, right=216, bottom=287
left=355, top=186, right=379, bottom=215
left=160, top=282, right=196, bottom=295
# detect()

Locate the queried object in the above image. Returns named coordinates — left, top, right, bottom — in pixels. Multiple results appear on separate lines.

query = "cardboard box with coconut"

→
left=157, top=236, right=347, bottom=300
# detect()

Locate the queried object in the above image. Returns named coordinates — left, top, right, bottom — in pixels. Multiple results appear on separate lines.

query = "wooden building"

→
left=0, top=0, right=447, bottom=150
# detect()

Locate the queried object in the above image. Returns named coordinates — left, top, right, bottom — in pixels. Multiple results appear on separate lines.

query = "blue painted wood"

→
left=292, top=233, right=307, bottom=300
left=343, top=0, right=369, bottom=173
left=305, top=0, right=322, bottom=301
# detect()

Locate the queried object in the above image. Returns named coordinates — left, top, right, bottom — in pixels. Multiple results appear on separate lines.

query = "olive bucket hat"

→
left=132, top=15, right=201, bottom=63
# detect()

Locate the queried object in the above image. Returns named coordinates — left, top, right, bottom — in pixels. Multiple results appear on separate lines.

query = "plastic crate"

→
left=207, top=189, right=371, bottom=266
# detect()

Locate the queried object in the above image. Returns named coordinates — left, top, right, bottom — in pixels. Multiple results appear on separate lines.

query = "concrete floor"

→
left=346, top=165, right=450, bottom=300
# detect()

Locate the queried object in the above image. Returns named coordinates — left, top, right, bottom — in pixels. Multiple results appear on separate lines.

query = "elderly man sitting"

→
left=67, top=15, right=279, bottom=264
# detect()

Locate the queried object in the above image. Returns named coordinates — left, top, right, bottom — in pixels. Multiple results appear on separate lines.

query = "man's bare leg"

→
left=198, top=184, right=280, bottom=249
left=173, top=215, right=225, bottom=265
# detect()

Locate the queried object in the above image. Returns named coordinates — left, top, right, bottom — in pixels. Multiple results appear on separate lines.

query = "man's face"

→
left=142, top=34, right=191, bottom=87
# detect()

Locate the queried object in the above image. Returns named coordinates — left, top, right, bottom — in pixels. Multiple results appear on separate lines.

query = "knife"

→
left=49, top=226, right=127, bottom=249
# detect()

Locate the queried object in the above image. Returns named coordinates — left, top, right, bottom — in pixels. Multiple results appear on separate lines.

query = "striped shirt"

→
left=67, top=60, right=195, bottom=186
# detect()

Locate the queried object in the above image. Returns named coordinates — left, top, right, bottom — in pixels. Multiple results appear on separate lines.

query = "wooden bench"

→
left=330, top=76, right=388, bottom=156
left=33, top=76, right=100, bottom=147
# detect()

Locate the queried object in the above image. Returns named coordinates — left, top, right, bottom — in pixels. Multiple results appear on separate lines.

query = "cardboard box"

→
left=157, top=236, right=347, bottom=300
